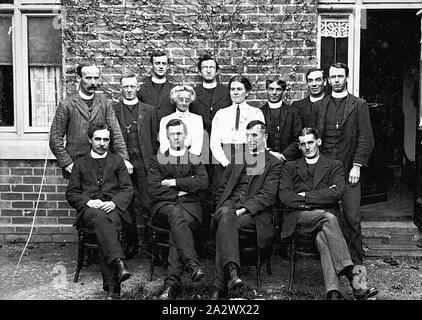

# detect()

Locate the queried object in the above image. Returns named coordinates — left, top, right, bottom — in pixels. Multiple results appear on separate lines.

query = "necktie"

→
left=235, top=105, right=240, bottom=130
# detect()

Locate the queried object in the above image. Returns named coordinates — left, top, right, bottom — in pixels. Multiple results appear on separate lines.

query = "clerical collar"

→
left=123, top=97, right=139, bottom=105
left=203, top=81, right=217, bottom=89
left=249, top=149, right=266, bottom=155
left=151, top=76, right=166, bottom=84
left=79, top=90, right=94, bottom=100
left=91, top=150, right=107, bottom=159
left=175, top=109, right=189, bottom=117
left=169, top=148, right=187, bottom=157
left=309, top=93, right=325, bottom=103
left=305, top=155, right=319, bottom=164
left=331, top=91, right=348, bottom=99
left=268, top=101, right=283, bottom=109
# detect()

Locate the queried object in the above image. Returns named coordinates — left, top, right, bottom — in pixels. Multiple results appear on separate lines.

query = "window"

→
left=0, top=1, right=62, bottom=158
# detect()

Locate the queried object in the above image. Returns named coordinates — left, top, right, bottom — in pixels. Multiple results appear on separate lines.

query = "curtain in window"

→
left=29, top=66, right=61, bottom=127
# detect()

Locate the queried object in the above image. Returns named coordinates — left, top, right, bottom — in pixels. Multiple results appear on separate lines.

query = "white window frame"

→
left=0, top=0, right=63, bottom=159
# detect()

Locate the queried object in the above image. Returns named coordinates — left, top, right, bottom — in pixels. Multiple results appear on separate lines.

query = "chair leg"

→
left=288, top=241, right=296, bottom=292
left=73, top=233, right=84, bottom=283
left=256, top=248, right=261, bottom=288
left=266, top=255, right=272, bottom=275
left=149, top=231, right=157, bottom=281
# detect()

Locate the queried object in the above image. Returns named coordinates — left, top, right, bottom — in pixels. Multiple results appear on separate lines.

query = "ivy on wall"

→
left=62, top=0, right=318, bottom=103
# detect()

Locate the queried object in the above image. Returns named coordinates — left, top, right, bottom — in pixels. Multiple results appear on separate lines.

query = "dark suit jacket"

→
left=315, top=94, right=374, bottom=174
left=278, top=155, right=345, bottom=240
left=215, top=151, right=282, bottom=248
left=66, top=152, right=134, bottom=227
left=137, top=77, right=175, bottom=123
left=49, top=93, right=128, bottom=168
left=260, top=102, right=302, bottom=161
left=291, top=95, right=320, bottom=129
left=191, top=84, right=231, bottom=134
left=147, top=151, right=209, bottom=223
left=113, top=100, right=158, bottom=170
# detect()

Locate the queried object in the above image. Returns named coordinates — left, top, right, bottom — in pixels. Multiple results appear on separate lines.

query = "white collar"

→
left=151, top=76, right=166, bottom=84
left=233, top=101, right=248, bottom=108
left=79, top=90, right=94, bottom=100
left=309, top=93, right=325, bottom=103
left=249, top=148, right=266, bottom=155
left=91, top=150, right=107, bottom=159
left=175, top=109, right=190, bottom=117
left=123, top=97, right=139, bottom=105
left=268, top=101, right=283, bottom=109
left=202, top=81, right=217, bottom=89
left=169, top=148, right=187, bottom=157
left=305, top=155, right=319, bottom=164
left=331, top=91, right=348, bottom=99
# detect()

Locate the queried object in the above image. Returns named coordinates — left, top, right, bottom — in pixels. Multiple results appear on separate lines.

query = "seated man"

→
left=211, top=120, right=282, bottom=299
left=66, top=123, right=133, bottom=300
left=279, top=127, right=378, bottom=300
left=147, top=119, right=209, bottom=300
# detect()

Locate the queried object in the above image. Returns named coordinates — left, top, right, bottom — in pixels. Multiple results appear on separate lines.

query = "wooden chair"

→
left=73, top=225, right=125, bottom=283
left=285, top=200, right=344, bottom=291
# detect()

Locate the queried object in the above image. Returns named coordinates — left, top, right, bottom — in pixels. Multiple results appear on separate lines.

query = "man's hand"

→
left=269, top=150, right=286, bottom=163
left=349, top=165, right=361, bottom=185
left=236, top=208, right=247, bottom=216
left=100, top=201, right=116, bottom=213
left=64, top=162, right=74, bottom=173
left=86, top=199, right=104, bottom=209
left=124, top=159, right=133, bottom=174
left=161, top=179, right=176, bottom=187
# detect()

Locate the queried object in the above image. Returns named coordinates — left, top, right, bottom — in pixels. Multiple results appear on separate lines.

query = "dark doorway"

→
left=359, top=9, right=419, bottom=221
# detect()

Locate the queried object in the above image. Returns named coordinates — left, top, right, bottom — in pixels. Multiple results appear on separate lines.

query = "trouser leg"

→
left=316, top=231, right=341, bottom=293
left=342, top=181, right=363, bottom=265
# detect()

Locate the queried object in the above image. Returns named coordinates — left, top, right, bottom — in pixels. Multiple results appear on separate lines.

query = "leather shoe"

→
left=114, top=258, right=131, bottom=283
left=326, top=290, right=342, bottom=300
left=188, top=262, right=206, bottom=282
left=226, top=262, right=243, bottom=291
left=105, top=285, right=121, bottom=300
left=353, top=287, right=378, bottom=300
left=347, top=265, right=378, bottom=300
left=158, top=284, right=179, bottom=300
left=210, top=287, right=225, bottom=300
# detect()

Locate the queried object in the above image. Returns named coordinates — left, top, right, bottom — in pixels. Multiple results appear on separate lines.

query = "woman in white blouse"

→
left=159, top=85, right=204, bottom=156
left=210, top=75, right=265, bottom=167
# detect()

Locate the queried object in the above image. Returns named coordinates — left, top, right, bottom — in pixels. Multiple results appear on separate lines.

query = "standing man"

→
left=291, top=67, right=327, bottom=128
left=191, top=54, right=231, bottom=136
left=279, top=127, right=378, bottom=300
left=316, top=62, right=374, bottom=266
left=211, top=120, right=282, bottom=299
left=147, top=119, right=209, bottom=300
left=137, top=50, right=175, bottom=123
left=190, top=54, right=232, bottom=244
left=66, top=123, right=133, bottom=300
left=49, top=63, right=130, bottom=179
left=113, top=73, right=159, bottom=257
left=260, top=75, right=302, bottom=164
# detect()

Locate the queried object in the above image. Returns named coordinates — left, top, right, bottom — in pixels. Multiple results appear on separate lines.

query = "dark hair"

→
left=150, top=50, right=168, bottom=64
left=197, top=54, right=219, bottom=72
left=76, top=63, right=99, bottom=77
left=228, top=75, right=252, bottom=93
left=246, top=120, right=268, bottom=136
left=265, top=75, right=287, bottom=90
left=329, top=62, right=349, bottom=77
left=87, top=123, right=110, bottom=139
left=166, top=118, right=187, bottom=133
left=120, top=72, right=139, bottom=83
left=299, top=127, right=320, bottom=140
left=306, top=67, right=326, bottom=81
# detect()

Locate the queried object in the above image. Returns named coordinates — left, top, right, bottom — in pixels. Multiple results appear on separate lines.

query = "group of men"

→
left=49, top=49, right=377, bottom=300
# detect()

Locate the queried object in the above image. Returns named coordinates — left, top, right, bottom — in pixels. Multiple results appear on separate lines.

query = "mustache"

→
left=87, top=85, right=97, bottom=90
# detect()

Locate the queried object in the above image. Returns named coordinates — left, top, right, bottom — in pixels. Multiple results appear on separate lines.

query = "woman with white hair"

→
left=158, top=84, right=204, bottom=156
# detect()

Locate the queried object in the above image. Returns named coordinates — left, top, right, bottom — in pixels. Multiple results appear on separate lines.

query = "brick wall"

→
left=0, top=0, right=318, bottom=242
left=0, top=160, right=77, bottom=242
